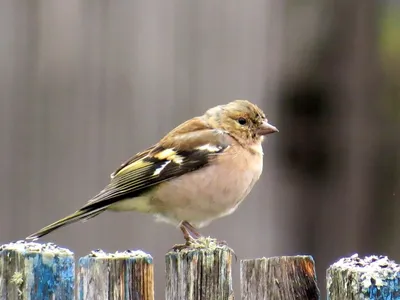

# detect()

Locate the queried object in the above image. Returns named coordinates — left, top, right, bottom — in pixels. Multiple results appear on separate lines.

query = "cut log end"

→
left=241, top=255, right=320, bottom=300
left=327, top=253, right=400, bottom=299
left=78, top=248, right=154, bottom=300
left=165, top=238, right=234, bottom=300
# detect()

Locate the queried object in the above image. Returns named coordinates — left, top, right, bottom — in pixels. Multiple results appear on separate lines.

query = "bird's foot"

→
left=170, top=243, right=190, bottom=252
left=171, top=237, right=237, bottom=261
left=171, top=221, right=201, bottom=251
left=170, top=237, right=196, bottom=252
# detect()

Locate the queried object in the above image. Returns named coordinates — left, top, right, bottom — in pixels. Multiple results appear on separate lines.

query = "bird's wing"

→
left=25, top=124, right=233, bottom=240
left=110, top=145, right=155, bottom=179
left=82, top=126, right=232, bottom=211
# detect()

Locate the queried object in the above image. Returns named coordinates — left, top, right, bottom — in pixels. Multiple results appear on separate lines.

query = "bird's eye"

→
left=237, top=117, right=247, bottom=125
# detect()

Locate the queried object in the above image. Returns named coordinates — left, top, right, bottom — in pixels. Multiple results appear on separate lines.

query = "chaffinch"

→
left=27, top=100, right=278, bottom=245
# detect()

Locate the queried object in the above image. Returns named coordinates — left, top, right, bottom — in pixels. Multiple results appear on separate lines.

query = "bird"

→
left=26, top=100, right=278, bottom=246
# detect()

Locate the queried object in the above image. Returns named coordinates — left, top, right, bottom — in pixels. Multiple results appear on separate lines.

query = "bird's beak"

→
left=257, top=120, right=279, bottom=135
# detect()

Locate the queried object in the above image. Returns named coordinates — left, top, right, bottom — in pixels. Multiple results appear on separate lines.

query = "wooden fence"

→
left=0, top=239, right=398, bottom=299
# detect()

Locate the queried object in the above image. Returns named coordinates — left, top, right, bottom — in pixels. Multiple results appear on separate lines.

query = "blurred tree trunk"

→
left=278, top=0, right=385, bottom=293
left=371, top=2, right=400, bottom=255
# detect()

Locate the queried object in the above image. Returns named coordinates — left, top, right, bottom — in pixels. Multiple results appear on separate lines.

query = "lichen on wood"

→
left=165, top=237, right=234, bottom=300
left=327, top=253, right=400, bottom=299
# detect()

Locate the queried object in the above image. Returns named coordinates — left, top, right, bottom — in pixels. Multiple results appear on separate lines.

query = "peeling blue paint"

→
left=26, top=252, right=75, bottom=300
left=366, top=277, right=400, bottom=299
left=0, top=245, right=75, bottom=300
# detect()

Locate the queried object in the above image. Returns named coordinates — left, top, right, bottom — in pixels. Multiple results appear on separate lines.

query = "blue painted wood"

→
left=78, top=249, right=154, bottom=300
left=327, top=254, right=400, bottom=299
left=0, top=241, right=75, bottom=300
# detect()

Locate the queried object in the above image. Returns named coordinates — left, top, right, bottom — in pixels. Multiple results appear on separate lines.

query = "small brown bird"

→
left=27, top=100, right=278, bottom=245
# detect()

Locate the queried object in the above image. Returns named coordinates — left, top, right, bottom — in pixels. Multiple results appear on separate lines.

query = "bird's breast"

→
left=150, top=147, right=263, bottom=227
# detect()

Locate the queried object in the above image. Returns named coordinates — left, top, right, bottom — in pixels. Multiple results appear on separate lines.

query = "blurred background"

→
left=0, top=0, right=399, bottom=298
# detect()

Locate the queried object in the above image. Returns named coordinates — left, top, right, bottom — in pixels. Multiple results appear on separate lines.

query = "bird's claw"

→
left=170, top=237, right=196, bottom=252
left=170, top=238, right=237, bottom=261
left=170, top=243, right=190, bottom=252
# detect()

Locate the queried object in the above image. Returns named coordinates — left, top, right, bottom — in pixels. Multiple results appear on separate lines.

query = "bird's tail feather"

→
left=26, top=207, right=108, bottom=240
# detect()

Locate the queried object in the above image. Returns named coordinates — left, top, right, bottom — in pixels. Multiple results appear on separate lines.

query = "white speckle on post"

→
left=165, top=237, right=234, bottom=300
left=327, top=253, right=400, bottom=299
left=0, top=240, right=73, bottom=255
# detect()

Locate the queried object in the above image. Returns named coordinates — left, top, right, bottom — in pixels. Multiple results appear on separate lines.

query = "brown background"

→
left=1, top=0, right=399, bottom=298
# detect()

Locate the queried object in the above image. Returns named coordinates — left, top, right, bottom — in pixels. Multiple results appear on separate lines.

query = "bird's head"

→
left=205, top=99, right=278, bottom=145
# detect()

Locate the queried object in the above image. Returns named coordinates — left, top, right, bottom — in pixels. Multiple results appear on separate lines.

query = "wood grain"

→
left=165, top=238, right=234, bottom=300
left=241, top=255, right=320, bottom=300
left=78, top=249, right=154, bottom=300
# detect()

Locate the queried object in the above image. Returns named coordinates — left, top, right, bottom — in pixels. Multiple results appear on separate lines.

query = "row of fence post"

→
left=1, top=239, right=399, bottom=299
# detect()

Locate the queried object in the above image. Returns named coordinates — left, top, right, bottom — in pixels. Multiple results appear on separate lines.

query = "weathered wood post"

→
left=0, top=240, right=75, bottom=300
left=327, top=253, right=400, bottom=299
left=241, top=255, right=320, bottom=300
left=165, top=237, right=234, bottom=300
left=78, top=249, right=154, bottom=300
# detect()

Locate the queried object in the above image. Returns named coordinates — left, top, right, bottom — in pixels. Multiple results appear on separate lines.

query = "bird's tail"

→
left=26, top=207, right=107, bottom=240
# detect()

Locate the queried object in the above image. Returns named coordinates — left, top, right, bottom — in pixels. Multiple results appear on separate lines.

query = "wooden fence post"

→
left=78, top=249, right=154, bottom=300
left=165, top=237, right=234, bottom=300
left=0, top=240, right=75, bottom=300
left=241, top=255, right=320, bottom=300
left=327, top=253, right=400, bottom=299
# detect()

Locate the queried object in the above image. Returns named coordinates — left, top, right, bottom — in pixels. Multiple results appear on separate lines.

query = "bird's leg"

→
left=181, top=221, right=202, bottom=239
left=171, top=222, right=196, bottom=251
left=171, top=222, right=236, bottom=260
left=182, top=221, right=231, bottom=245
left=180, top=223, right=194, bottom=243
left=182, top=221, right=230, bottom=246
left=182, top=221, right=230, bottom=249
left=171, top=221, right=233, bottom=255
